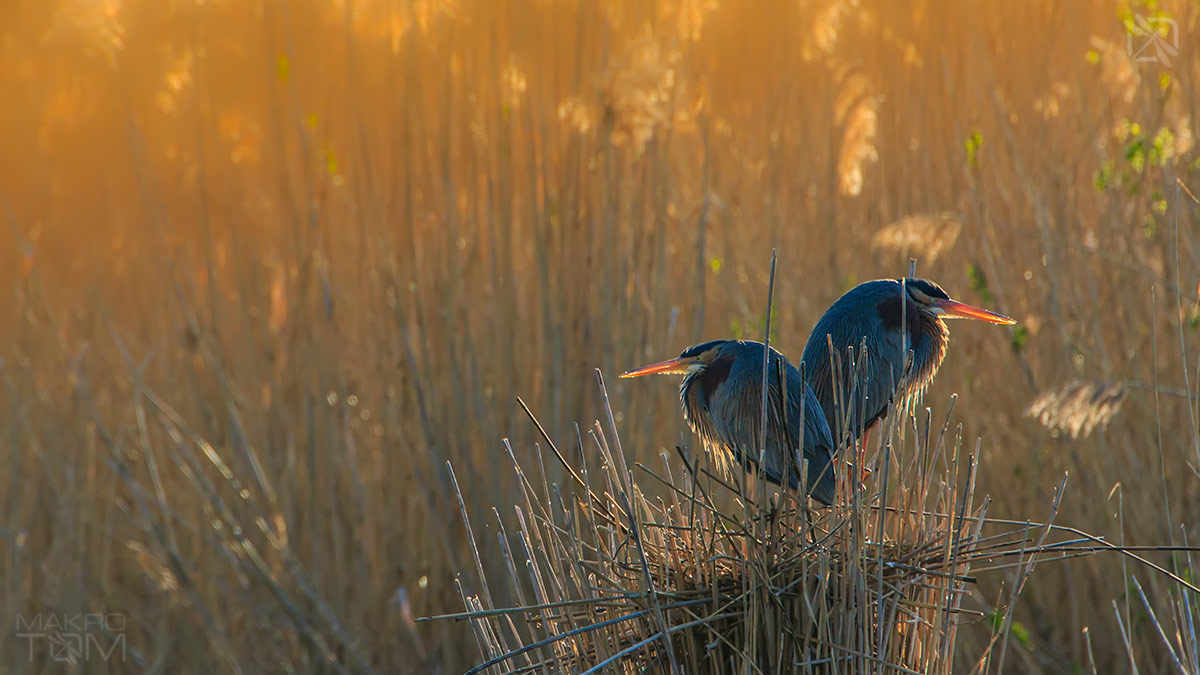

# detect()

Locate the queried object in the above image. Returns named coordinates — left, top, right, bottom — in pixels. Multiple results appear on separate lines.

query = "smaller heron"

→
left=621, top=340, right=837, bottom=505
left=802, top=278, right=1015, bottom=448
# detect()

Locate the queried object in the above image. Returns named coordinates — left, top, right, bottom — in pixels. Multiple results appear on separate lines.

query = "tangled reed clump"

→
left=437, top=376, right=1072, bottom=674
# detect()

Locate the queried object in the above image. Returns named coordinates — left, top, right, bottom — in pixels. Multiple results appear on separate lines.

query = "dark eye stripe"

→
left=680, top=339, right=726, bottom=359
left=904, top=278, right=950, bottom=300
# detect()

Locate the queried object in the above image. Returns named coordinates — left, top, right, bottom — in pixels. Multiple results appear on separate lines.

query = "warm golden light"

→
left=1, top=1, right=1196, bottom=672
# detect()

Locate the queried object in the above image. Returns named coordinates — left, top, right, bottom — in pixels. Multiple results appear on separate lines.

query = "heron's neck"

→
left=681, top=355, right=734, bottom=422
left=909, top=312, right=949, bottom=394
left=678, top=371, right=709, bottom=434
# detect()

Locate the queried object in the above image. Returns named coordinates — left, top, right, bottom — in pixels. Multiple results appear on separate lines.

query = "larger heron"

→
left=620, top=340, right=837, bottom=505
left=801, top=278, right=1015, bottom=446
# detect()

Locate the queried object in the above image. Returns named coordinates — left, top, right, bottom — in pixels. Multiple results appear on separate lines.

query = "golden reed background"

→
left=1, top=0, right=1198, bottom=671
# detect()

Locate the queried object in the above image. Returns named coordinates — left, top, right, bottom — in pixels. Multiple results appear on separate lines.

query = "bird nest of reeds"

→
left=433, top=380, right=1086, bottom=674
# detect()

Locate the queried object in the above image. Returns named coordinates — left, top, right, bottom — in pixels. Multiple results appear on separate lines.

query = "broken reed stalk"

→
left=431, top=383, right=1135, bottom=674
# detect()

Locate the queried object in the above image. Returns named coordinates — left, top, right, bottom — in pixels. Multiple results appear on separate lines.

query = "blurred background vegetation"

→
left=1, top=0, right=1198, bottom=671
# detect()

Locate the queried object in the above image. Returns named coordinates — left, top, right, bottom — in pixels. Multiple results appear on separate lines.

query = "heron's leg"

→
left=834, top=429, right=870, bottom=479
left=855, top=423, right=877, bottom=485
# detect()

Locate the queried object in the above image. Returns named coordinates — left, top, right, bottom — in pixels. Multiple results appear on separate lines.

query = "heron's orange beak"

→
left=619, top=357, right=698, bottom=378
left=932, top=298, right=1016, bottom=325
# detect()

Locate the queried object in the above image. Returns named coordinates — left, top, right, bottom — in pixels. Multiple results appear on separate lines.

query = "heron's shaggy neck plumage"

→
left=801, top=279, right=951, bottom=441
left=679, top=349, right=735, bottom=475
left=906, top=305, right=949, bottom=408
left=669, top=339, right=838, bottom=504
left=875, top=291, right=950, bottom=400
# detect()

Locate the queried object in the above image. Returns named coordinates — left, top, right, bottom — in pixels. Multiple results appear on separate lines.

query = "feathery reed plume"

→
left=1087, top=36, right=1139, bottom=106
left=126, top=540, right=183, bottom=602
left=603, top=37, right=680, bottom=152
left=663, top=0, right=718, bottom=43
left=871, top=213, right=963, bottom=263
left=556, top=97, right=597, bottom=135
left=217, top=112, right=262, bottom=165
left=1164, top=89, right=1195, bottom=158
left=46, top=0, right=125, bottom=67
left=156, top=52, right=195, bottom=116
left=1033, top=82, right=1072, bottom=121
left=1026, top=380, right=1128, bottom=439
left=806, top=0, right=856, bottom=58
left=501, top=58, right=529, bottom=110
left=834, top=66, right=879, bottom=196
left=412, top=0, right=460, bottom=34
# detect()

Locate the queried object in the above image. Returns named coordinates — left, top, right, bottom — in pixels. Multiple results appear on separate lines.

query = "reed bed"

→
left=4, top=0, right=1200, bottom=672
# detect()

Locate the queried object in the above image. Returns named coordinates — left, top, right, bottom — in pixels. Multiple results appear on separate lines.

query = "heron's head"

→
left=900, top=278, right=1015, bottom=325
left=619, top=340, right=731, bottom=379
left=621, top=340, right=744, bottom=437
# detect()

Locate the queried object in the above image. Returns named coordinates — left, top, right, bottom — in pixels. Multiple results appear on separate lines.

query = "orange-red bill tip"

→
left=934, top=298, right=1016, bottom=325
left=619, top=357, right=694, bottom=378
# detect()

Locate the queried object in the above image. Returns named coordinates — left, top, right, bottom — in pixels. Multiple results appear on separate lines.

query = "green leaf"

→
left=1126, top=137, right=1146, bottom=174
left=1011, top=620, right=1030, bottom=647
left=1151, top=127, right=1175, bottom=166
left=1093, top=160, right=1114, bottom=191
left=964, top=130, right=984, bottom=168
left=1011, top=325, right=1029, bottom=353
left=988, top=610, right=1004, bottom=633
left=324, top=147, right=339, bottom=176
left=966, top=263, right=994, bottom=304
left=276, top=54, right=290, bottom=83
